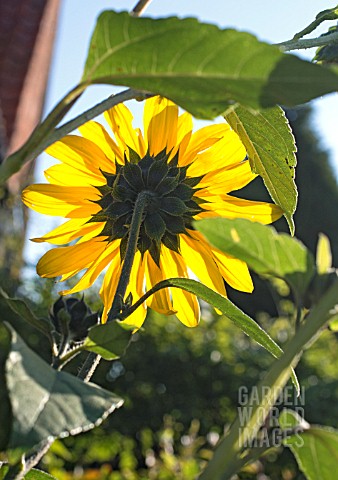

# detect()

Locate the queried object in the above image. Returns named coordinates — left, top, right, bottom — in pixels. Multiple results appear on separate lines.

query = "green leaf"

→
left=294, top=6, right=338, bottom=39
left=0, top=323, right=12, bottom=451
left=26, top=470, right=58, bottom=480
left=225, top=105, right=297, bottom=233
left=279, top=408, right=305, bottom=429
left=0, top=467, right=60, bottom=480
left=5, top=325, right=123, bottom=450
left=280, top=410, right=338, bottom=480
left=156, top=277, right=298, bottom=390
left=83, top=321, right=132, bottom=360
left=0, top=288, right=53, bottom=342
left=83, top=11, right=338, bottom=117
left=195, top=218, right=315, bottom=300
left=314, top=25, right=338, bottom=66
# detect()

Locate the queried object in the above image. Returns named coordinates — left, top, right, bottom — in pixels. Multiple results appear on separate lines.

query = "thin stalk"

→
left=119, top=279, right=173, bottom=319
left=108, top=191, right=149, bottom=321
left=78, top=190, right=149, bottom=381
left=277, top=30, right=338, bottom=52
left=130, top=0, right=153, bottom=17
left=52, top=89, right=151, bottom=150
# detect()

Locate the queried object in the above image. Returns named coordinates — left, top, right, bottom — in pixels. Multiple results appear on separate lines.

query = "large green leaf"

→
left=225, top=105, right=297, bottom=233
left=83, top=11, right=338, bottom=117
left=83, top=321, right=132, bottom=360
left=0, top=288, right=53, bottom=342
left=280, top=410, right=338, bottom=480
left=195, top=218, right=315, bottom=300
left=142, top=277, right=297, bottom=387
left=5, top=325, right=123, bottom=450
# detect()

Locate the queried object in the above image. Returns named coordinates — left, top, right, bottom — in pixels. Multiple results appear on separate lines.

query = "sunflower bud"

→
left=50, top=296, right=98, bottom=344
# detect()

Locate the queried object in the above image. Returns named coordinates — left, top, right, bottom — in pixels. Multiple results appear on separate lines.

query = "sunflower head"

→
left=93, top=147, right=205, bottom=265
left=22, top=96, right=282, bottom=328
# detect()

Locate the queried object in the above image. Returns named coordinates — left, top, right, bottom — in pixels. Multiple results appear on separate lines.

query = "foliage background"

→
left=1, top=2, right=338, bottom=479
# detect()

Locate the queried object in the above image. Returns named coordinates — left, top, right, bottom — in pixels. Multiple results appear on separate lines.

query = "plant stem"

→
left=78, top=191, right=149, bottom=381
left=0, top=88, right=152, bottom=184
left=130, top=0, right=153, bottom=17
left=52, top=89, right=150, bottom=151
left=108, top=191, right=149, bottom=322
left=119, top=279, right=173, bottom=319
left=77, top=351, right=102, bottom=382
left=277, top=29, right=338, bottom=52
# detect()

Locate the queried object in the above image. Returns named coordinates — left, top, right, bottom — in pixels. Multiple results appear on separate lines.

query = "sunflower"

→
left=22, top=96, right=282, bottom=328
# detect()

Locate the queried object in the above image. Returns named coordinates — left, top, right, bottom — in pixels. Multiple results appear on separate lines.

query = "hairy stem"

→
left=277, top=29, right=338, bottom=52
left=52, top=89, right=151, bottom=149
left=119, top=279, right=173, bottom=320
left=108, top=191, right=149, bottom=321
left=78, top=191, right=149, bottom=380
left=0, top=88, right=151, bottom=184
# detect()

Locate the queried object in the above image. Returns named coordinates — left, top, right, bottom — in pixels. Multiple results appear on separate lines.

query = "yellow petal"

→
left=143, top=97, right=178, bottom=156
left=78, top=120, right=123, bottom=163
left=44, top=163, right=105, bottom=187
left=37, top=237, right=107, bottom=278
left=22, top=184, right=101, bottom=218
left=135, top=127, right=147, bottom=158
left=61, top=240, right=120, bottom=295
left=145, top=252, right=175, bottom=315
left=180, top=233, right=227, bottom=297
left=160, top=246, right=200, bottom=327
left=32, top=218, right=104, bottom=245
left=197, top=195, right=283, bottom=224
left=177, top=112, right=193, bottom=145
left=198, top=160, right=256, bottom=195
left=104, top=102, right=141, bottom=156
left=187, top=127, right=246, bottom=176
left=212, top=248, right=253, bottom=293
left=46, top=135, right=114, bottom=177
left=100, top=254, right=122, bottom=323
left=180, top=124, right=228, bottom=166
left=121, top=251, right=147, bottom=329
left=173, top=112, right=192, bottom=161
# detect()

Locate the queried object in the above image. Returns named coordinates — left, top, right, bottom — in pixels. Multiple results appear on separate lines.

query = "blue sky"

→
left=24, top=0, right=338, bottom=265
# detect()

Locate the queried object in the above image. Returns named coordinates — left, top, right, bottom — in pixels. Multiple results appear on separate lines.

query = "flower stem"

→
left=77, top=191, right=149, bottom=381
left=130, top=0, right=153, bottom=17
left=277, top=29, right=338, bottom=52
left=108, top=190, right=149, bottom=322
